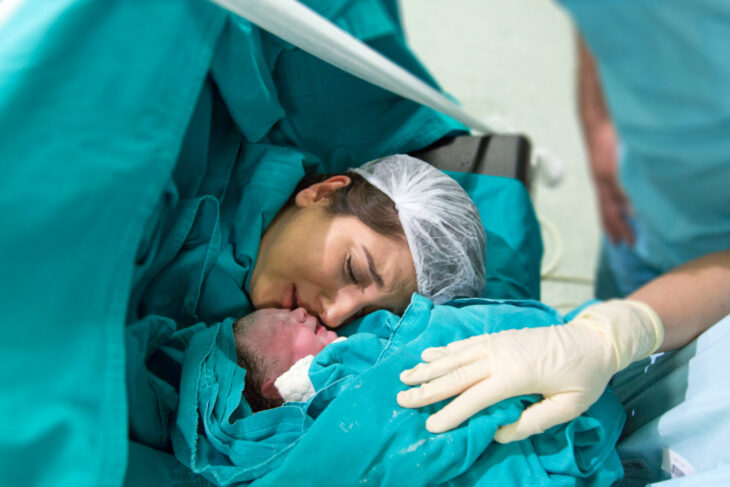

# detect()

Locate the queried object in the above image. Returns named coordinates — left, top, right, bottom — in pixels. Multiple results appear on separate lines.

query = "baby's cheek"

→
left=291, top=333, right=324, bottom=362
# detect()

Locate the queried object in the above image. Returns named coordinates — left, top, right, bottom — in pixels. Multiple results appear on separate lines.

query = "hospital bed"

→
left=611, top=313, right=730, bottom=485
left=411, top=134, right=532, bottom=189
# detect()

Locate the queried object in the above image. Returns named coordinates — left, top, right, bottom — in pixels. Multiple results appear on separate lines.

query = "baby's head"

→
left=233, top=307, right=339, bottom=411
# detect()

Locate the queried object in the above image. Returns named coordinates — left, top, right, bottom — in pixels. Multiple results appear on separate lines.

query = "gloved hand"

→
left=396, top=300, right=663, bottom=443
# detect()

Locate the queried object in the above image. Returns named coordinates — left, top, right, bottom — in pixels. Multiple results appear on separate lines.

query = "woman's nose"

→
left=318, top=291, right=362, bottom=328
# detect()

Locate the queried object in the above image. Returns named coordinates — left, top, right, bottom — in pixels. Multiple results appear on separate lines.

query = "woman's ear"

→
left=294, top=175, right=351, bottom=208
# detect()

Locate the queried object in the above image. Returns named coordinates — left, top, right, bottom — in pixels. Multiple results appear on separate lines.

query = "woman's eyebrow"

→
left=361, top=245, right=384, bottom=288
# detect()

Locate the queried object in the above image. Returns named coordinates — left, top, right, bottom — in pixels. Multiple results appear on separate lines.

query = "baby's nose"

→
left=292, top=307, right=309, bottom=322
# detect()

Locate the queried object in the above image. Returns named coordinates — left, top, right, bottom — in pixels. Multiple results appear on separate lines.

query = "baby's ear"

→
left=261, top=379, right=282, bottom=400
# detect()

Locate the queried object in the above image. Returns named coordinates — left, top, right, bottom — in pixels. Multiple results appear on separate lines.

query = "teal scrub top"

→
left=171, top=296, right=625, bottom=486
left=558, top=0, right=730, bottom=271
left=0, top=1, right=467, bottom=485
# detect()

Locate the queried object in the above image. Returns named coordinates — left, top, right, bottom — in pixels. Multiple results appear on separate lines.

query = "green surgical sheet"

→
left=0, top=1, right=539, bottom=486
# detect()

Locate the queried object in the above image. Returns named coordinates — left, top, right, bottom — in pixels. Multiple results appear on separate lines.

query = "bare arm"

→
left=577, top=33, right=610, bottom=137
left=576, top=32, right=633, bottom=243
left=629, top=250, right=730, bottom=352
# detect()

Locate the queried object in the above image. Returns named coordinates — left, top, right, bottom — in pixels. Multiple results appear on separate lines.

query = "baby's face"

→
left=246, top=308, right=339, bottom=378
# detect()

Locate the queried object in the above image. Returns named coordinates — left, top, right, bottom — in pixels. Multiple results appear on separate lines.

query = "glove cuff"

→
left=622, top=299, right=664, bottom=357
left=575, top=299, right=665, bottom=372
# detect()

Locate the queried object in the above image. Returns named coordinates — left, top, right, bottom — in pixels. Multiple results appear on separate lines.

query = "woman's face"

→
left=249, top=176, right=417, bottom=328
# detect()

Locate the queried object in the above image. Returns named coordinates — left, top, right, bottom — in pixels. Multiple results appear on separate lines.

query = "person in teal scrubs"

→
left=562, top=0, right=730, bottom=298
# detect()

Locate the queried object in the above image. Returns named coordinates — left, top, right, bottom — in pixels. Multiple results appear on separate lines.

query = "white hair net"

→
left=353, top=154, right=486, bottom=304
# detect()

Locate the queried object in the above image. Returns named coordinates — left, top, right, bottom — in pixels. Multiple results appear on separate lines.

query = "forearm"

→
left=576, top=32, right=611, bottom=140
left=629, top=250, right=730, bottom=352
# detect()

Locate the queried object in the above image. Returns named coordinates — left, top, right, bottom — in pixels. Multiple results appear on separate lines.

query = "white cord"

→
left=539, top=214, right=562, bottom=277
left=539, top=213, right=595, bottom=288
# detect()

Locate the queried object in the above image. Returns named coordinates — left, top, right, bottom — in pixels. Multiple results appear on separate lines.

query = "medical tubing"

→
left=538, top=214, right=562, bottom=277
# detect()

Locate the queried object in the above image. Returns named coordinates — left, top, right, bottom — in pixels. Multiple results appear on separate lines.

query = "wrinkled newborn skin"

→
left=234, top=308, right=339, bottom=401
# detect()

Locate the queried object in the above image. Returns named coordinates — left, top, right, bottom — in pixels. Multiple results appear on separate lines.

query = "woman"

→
left=248, top=154, right=488, bottom=328
left=133, top=153, right=487, bottom=330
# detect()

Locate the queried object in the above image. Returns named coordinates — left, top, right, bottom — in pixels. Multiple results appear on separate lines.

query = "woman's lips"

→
left=282, top=284, right=297, bottom=310
left=284, top=285, right=320, bottom=321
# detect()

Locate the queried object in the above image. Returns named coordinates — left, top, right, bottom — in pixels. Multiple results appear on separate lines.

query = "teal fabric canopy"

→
left=0, top=1, right=539, bottom=485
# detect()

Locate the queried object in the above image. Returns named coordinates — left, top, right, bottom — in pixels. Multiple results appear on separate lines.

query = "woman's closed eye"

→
left=346, top=254, right=359, bottom=284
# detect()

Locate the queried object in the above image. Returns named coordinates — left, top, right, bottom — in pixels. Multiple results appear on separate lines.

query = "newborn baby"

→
left=233, top=307, right=341, bottom=411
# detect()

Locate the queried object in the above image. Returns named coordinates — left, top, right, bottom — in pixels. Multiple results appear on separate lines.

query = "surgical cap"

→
left=353, top=154, right=486, bottom=304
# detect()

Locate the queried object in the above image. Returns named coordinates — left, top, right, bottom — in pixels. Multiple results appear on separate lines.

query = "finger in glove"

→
left=397, top=357, right=491, bottom=408
left=420, top=334, right=491, bottom=362
left=400, top=344, right=489, bottom=385
left=493, top=392, right=589, bottom=443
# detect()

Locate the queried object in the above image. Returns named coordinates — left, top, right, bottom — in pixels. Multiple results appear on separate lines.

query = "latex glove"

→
left=397, top=300, right=663, bottom=443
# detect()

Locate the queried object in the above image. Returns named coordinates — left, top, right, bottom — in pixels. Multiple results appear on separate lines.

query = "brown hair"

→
left=288, top=172, right=405, bottom=241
